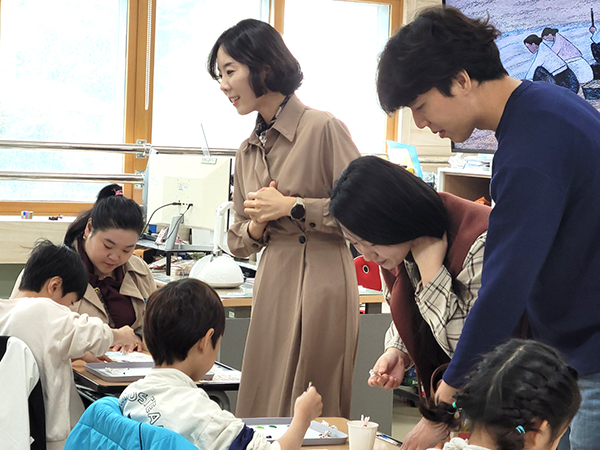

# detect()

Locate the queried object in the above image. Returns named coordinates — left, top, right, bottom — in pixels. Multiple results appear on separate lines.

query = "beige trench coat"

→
left=11, top=254, right=155, bottom=334
left=228, top=95, right=360, bottom=418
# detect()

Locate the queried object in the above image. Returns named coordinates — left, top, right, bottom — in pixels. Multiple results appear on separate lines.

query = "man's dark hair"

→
left=330, top=156, right=448, bottom=245
left=377, top=5, right=507, bottom=113
left=143, top=278, right=226, bottom=365
left=207, top=18, right=303, bottom=97
left=20, top=239, right=88, bottom=299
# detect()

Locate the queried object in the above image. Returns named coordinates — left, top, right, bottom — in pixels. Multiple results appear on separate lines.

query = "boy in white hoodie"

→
left=120, top=278, right=323, bottom=450
left=0, top=239, right=140, bottom=450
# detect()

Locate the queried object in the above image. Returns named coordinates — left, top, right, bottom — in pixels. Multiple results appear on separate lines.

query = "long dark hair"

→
left=330, top=156, right=448, bottom=245
left=207, top=18, right=303, bottom=97
left=420, top=339, right=581, bottom=450
left=64, top=184, right=144, bottom=246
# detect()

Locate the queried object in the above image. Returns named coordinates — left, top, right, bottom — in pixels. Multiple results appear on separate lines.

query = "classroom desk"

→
left=72, top=361, right=397, bottom=448
left=72, top=359, right=238, bottom=410
left=309, top=418, right=398, bottom=450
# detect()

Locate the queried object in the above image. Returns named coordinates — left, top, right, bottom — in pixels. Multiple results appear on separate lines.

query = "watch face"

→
left=291, top=203, right=305, bottom=220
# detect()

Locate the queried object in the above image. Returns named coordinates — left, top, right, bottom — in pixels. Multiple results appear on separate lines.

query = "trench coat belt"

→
left=265, top=232, right=345, bottom=246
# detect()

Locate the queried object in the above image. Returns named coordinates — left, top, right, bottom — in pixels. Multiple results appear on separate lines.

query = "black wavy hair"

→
left=330, top=156, right=448, bottom=245
left=207, top=18, right=303, bottom=97
left=64, top=184, right=144, bottom=246
left=377, top=5, right=507, bottom=113
left=143, top=278, right=226, bottom=366
left=524, top=34, right=543, bottom=46
left=420, top=339, right=581, bottom=450
left=541, top=28, right=559, bottom=38
left=20, top=239, right=88, bottom=299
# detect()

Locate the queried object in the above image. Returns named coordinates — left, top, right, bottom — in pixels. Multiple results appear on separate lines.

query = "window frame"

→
left=0, top=0, right=402, bottom=215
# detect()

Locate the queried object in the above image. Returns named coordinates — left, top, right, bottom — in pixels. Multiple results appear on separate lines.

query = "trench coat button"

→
left=299, top=236, right=306, bottom=244
left=309, top=222, right=316, bottom=227
left=252, top=243, right=259, bottom=248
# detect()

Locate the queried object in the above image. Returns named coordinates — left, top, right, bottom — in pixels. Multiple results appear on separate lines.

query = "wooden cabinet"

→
left=437, top=167, right=491, bottom=201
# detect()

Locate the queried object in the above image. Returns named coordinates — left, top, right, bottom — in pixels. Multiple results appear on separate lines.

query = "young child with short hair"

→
left=119, top=278, right=323, bottom=450
left=420, top=339, right=581, bottom=450
left=0, top=239, right=140, bottom=450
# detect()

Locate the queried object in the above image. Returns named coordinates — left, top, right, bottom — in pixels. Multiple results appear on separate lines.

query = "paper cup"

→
left=347, top=420, right=379, bottom=450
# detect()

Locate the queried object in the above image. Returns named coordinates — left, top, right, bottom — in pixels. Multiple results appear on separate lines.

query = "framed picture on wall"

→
left=443, top=0, right=600, bottom=153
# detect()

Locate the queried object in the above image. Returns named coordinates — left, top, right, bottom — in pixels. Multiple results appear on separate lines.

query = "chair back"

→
left=64, top=396, right=196, bottom=450
left=0, top=335, right=46, bottom=450
left=354, top=256, right=382, bottom=291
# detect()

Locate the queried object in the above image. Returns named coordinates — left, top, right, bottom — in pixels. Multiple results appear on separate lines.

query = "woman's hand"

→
left=400, top=417, right=449, bottom=450
left=111, top=342, right=143, bottom=353
left=368, top=347, right=412, bottom=390
left=244, top=181, right=296, bottom=223
left=248, top=218, right=269, bottom=241
left=111, top=325, right=143, bottom=353
left=410, top=233, right=448, bottom=286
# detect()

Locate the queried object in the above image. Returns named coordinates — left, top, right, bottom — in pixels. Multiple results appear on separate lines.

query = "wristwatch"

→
left=290, top=197, right=306, bottom=220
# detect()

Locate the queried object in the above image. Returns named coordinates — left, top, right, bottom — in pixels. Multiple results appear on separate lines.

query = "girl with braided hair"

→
left=421, top=339, right=581, bottom=450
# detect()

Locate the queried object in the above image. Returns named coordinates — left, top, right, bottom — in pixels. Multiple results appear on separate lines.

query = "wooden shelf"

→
left=437, top=167, right=491, bottom=201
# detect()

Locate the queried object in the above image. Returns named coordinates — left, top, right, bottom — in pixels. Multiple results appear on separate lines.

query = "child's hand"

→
left=78, top=351, right=113, bottom=363
left=293, top=386, right=323, bottom=424
left=279, top=387, right=323, bottom=450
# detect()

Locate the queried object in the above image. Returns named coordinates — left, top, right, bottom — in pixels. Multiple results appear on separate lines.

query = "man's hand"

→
left=435, top=380, right=458, bottom=405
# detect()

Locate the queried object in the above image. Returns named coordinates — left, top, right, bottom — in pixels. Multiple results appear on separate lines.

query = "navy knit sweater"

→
left=444, top=80, right=600, bottom=387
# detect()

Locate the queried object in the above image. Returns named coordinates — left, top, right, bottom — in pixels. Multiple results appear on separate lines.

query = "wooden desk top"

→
left=154, top=276, right=384, bottom=308
left=73, top=359, right=126, bottom=393
left=314, top=418, right=399, bottom=449
left=215, top=285, right=385, bottom=308
left=72, top=359, right=240, bottom=394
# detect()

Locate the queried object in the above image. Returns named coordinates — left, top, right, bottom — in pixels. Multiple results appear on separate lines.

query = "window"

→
left=152, top=0, right=270, bottom=149
left=0, top=0, right=402, bottom=210
left=283, top=0, right=392, bottom=154
left=0, top=0, right=127, bottom=202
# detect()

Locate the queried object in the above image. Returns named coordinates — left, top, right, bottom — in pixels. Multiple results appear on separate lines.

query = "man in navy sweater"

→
left=376, top=6, right=600, bottom=450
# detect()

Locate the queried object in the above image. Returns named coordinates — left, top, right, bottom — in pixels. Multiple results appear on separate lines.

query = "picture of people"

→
left=541, top=27, right=594, bottom=84
left=443, top=0, right=600, bottom=152
left=523, top=33, right=580, bottom=94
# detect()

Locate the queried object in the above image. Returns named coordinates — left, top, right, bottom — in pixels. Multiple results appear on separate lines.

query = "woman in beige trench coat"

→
left=207, top=19, right=360, bottom=418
